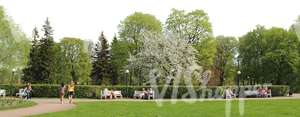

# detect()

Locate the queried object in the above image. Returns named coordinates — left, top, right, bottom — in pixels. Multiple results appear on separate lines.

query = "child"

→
left=59, top=83, right=65, bottom=104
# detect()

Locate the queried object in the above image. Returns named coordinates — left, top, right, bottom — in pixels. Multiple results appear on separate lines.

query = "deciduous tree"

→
left=0, top=6, right=30, bottom=83
left=166, top=9, right=212, bottom=44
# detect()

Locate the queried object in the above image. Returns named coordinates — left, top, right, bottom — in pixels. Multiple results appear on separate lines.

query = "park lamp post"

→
left=237, top=70, right=241, bottom=97
left=12, top=68, right=17, bottom=80
left=237, top=71, right=241, bottom=86
left=125, top=69, right=129, bottom=98
left=247, top=76, right=250, bottom=85
left=10, top=68, right=17, bottom=96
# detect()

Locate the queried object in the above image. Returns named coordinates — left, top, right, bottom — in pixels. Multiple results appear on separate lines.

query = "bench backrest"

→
left=134, top=91, right=143, bottom=95
left=19, top=89, right=26, bottom=94
left=113, top=91, right=122, bottom=95
left=101, top=90, right=110, bottom=95
left=244, top=90, right=258, bottom=95
left=0, top=90, right=5, bottom=94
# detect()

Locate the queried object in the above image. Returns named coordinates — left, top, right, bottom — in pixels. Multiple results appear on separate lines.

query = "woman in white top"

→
left=225, top=87, right=234, bottom=99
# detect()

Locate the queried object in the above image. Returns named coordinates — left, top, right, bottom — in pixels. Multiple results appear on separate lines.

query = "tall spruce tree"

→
left=91, top=32, right=111, bottom=85
left=23, top=27, right=40, bottom=83
left=111, top=35, right=119, bottom=85
left=38, top=18, right=55, bottom=83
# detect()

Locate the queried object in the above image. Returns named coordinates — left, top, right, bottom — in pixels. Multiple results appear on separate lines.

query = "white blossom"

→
left=128, top=32, right=205, bottom=85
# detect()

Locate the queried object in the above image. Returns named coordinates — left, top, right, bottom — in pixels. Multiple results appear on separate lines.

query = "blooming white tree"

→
left=294, top=17, right=300, bottom=39
left=128, top=32, right=205, bottom=86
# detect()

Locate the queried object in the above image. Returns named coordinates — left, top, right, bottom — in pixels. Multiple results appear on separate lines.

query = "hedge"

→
left=0, top=84, right=289, bottom=99
left=296, top=85, right=300, bottom=93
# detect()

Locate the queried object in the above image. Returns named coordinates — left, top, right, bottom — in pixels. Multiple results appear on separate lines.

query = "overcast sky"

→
left=1, top=0, right=300, bottom=42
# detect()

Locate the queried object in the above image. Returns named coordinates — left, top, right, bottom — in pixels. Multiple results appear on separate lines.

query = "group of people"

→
left=140, top=88, right=154, bottom=99
left=224, top=87, right=272, bottom=99
left=257, top=87, right=271, bottom=98
left=21, top=83, right=274, bottom=102
left=59, top=81, right=75, bottom=104
left=22, top=81, right=75, bottom=104
left=103, top=88, right=121, bottom=99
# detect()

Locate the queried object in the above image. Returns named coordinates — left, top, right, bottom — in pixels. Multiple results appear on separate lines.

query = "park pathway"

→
left=0, top=99, right=77, bottom=117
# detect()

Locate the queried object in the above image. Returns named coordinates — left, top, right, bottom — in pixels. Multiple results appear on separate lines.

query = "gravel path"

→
left=0, top=99, right=76, bottom=117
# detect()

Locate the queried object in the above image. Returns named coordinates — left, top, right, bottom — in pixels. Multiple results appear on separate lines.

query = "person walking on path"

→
left=59, top=83, right=66, bottom=104
left=67, top=81, right=75, bottom=104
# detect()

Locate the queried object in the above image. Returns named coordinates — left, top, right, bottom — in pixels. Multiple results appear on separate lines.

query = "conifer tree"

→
left=91, top=32, right=111, bottom=85
left=38, top=18, right=55, bottom=83
left=23, top=27, right=41, bottom=83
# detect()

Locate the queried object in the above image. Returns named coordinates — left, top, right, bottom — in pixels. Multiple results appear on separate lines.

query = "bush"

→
left=267, top=85, right=289, bottom=96
left=0, top=84, right=289, bottom=99
left=295, top=85, right=300, bottom=93
left=0, top=84, right=102, bottom=98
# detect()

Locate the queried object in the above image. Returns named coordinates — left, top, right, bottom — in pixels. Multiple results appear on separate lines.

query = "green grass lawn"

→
left=34, top=99, right=300, bottom=117
left=0, top=98, right=36, bottom=110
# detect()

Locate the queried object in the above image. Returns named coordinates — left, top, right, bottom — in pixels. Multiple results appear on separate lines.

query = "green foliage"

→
left=1, top=5, right=299, bottom=89
left=51, top=37, right=92, bottom=84
left=166, top=8, right=212, bottom=44
left=38, top=18, right=55, bottom=83
left=23, top=27, right=40, bottom=83
left=118, top=12, right=162, bottom=42
left=111, top=36, right=131, bottom=85
left=23, top=18, right=55, bottom=83
left=214, top=36, right=238, bottom=85
left=239, top=26, right=300, bottom=88
left=24, top=21, right=92, bottom=85
left=118, top=12, right=162, bottom=55
left=194, top=37, right=217, bottom=69
left=0, top=6, right=30, bottom=83
left=91, top=32, right=112, bottom=85
left=0, top=84, right=289, bottom=99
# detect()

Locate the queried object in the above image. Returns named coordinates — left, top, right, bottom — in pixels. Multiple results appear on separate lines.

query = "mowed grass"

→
left=34, top=99, right=300, bottom=117
left=0, top=99, right=36, bottom=111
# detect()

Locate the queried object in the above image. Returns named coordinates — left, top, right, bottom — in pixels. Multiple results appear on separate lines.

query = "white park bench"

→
left=100, top=90, right=111, bottom=99
left=16, top=89, right=27, bottom=98
left=133, top=90, right=155, bottom=99
left=113, top=91, right=123, bottom=99
left=101, top=90, right=123, bottom=99
left=244, top=90, right=259, bottom=97
left=0, top=89, right=6, bottom=97
left=133, top=91, right=144, bottom=99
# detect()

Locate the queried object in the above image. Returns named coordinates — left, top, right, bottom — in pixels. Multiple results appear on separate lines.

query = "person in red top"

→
left=59, top=83, right=66, bottom=104
left=260, top=87, right=267, bottom=98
